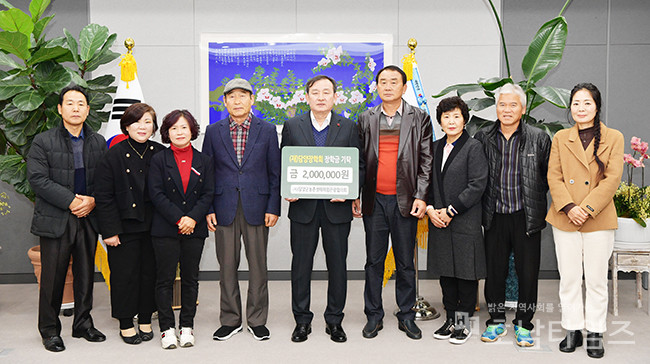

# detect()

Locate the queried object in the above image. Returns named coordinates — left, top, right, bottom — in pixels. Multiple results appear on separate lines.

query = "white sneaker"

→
left=161, top=328, right=177, bottom=349
left=179, top=327, right=195, bottom=347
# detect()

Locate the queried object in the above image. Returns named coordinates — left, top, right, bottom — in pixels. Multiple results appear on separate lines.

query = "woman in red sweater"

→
left=148, top=110, right=214, bottom=349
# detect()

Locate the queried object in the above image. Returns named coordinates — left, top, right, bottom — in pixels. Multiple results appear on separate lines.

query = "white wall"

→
left=89, top=0, right=501, bottom=271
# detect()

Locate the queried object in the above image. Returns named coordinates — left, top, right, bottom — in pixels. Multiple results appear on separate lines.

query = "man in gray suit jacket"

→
left=281, top=75, right=361, bottom=343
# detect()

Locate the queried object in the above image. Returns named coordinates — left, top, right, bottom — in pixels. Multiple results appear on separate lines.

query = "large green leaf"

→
left=87, top=90, right=112, bottom=109
left=84, top=47, right=119, bottom=73
left=0, top=31, right=30, bottom=59
left=34, top=62, right=71, bottom=93
left=466, top=115, right=496, bottom=136
left=0, top=74, right=31, bottom=100
left=478, top=77, right=513, bottom=91
left=44, top=106, right=60, bottom=129
left=0, top=8, right=34, bottom=36
left=29, top=0, right=50, bottom=22
left=63, top=28, right=79, bottom=66
left=2, top=102, right=29, bottom=124
left=78, top=24, right=109, bottom=62
left=0, top=154, right=33, bottom=201
left=466, top=97, right=495, bottom=111
left=0, top=50, right=22, bottom=68
left=12, top=90, right=45, bottom=111
left=532, top=86, right=570, bottom=108
left=28, top=45, right=69, bottom=65
left=86, top=109, right=106, bottom=131
left=529, top=120, right=567, bottom=137
left=27, top=38, right=70, bottom=65
left=433, top=83, right=485, bottom=98
left=86, top=74, right=116, bottom=92
left=0, top=154, right=26, bottom=185
left=32, top=14, right=53, bottom=40
left=521, top=16, right=568, bottom=87
left=1, top=109, right=41, bottom=145
left=63, top=66, right=88, bottom=88
left=0, top=1, right=15, bottom=9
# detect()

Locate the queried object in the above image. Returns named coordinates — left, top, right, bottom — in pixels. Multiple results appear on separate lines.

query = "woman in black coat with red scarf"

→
left=148, top=110, right=214, bottom=349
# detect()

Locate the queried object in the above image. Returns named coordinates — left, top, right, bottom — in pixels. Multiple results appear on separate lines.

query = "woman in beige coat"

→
left=546, top=83, right=624, bottom=359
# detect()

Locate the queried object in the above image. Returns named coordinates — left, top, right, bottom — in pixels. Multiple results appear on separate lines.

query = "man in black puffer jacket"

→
left=473, top=83, right=550, bottom=347
left=27, top=85, right=107, bottom=352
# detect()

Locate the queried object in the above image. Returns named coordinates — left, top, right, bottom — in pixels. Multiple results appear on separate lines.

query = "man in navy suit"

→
left=281, top=75, right=362, bottom=343
left=202, top=78, right=281, bottom=341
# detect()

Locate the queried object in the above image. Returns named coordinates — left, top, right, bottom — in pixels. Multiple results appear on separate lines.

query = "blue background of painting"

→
left=208, top=42, right=385, bottom=124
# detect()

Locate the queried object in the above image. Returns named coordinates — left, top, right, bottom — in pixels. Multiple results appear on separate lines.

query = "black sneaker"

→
left=433, top=318, right=455, bottom=340
left=212, top=325, right=242, bottom=340
left=247, top=325, right=270, bottom=341
left=449, top=325, right=471, bottom=344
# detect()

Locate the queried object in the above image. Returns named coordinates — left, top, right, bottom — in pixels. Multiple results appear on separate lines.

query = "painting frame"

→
left=199, top=33, right=393, bottom=132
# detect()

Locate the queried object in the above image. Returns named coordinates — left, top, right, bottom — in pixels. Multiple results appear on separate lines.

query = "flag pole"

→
left=393, top=38, right=439, bottom=321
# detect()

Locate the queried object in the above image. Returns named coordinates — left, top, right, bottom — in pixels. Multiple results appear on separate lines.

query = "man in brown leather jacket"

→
left=356, top=65, right=433, bottom=340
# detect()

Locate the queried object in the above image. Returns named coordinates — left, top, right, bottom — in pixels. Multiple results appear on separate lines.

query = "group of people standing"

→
left=27, top=64, right=623, bottom=359
left=425, top=82, right=623, bottom=360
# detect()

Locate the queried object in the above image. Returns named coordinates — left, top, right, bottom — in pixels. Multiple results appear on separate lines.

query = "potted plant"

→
left=0, top=0, right=119, bottom=303
left=432, top=0, right=573, bottom=136
left=614, top=137, right=650, bottom=243
left=0, top=0, right=119, bottom=200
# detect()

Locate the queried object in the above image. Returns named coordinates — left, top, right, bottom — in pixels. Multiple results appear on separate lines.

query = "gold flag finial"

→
left=120, top=38, right=137, bottom=87
left=402, top=38, right=418, bottom=81
left=407, top=38, right=417, bottom=53
left=124, top=38, right=135, bottom=54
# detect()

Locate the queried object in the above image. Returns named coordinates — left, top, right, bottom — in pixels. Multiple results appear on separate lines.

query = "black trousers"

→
left=439, top=276, right=478, bottom=319
left=291, top=200, right=350, bottom=325
left=363, top=193, right=417, bottom=321
left=107, top=232, right=156, bottom=328
left=152, top=236, right=204, bottom=331
left=38, top=215, right=97, bottom=338
left=484, top=211, right=541, bottom=330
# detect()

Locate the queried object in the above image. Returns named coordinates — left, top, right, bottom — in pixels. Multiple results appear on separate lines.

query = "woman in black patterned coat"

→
left=95, top=103, right=165, bottom=345
left=426, top=96, right=488, bottom=344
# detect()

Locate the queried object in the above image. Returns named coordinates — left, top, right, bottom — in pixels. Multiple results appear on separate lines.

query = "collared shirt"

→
left=381, top=100, right=403, bottom=127
left=495, top=125, right=523, bottom=213
left=229, top=114, right=251, bottom=165
left=69, top=128, right=86, bottom=195
left=310, top=111, right=331, bottom=132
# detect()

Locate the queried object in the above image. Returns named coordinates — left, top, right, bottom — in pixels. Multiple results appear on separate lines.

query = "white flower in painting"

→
left=343, top=111, right=350, bottom=118
left=292, top=89, right=307, bottom=104
left=317, top=57, right=330, bottom=67
left=369, top=81, right=377, bottom=93
left=367, top=57, right=376, bottom=71
left=271, top=96, right=285, bottom=109
left=257, top=88, right=272, bottom=102
left=334, top=92, right=348, bottom=105
left=326, top=46, right=343, bottom=65
left=349, top=90, right=366, bottom=104
left=285, top=99, right=297, bottom=107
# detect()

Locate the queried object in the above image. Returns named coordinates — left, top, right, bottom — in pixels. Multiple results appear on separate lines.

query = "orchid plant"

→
left=614, top=136, right=650, bottom=227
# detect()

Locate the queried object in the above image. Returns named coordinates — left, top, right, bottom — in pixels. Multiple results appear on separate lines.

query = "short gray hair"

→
left=495, top=83, right=526, bottom=110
